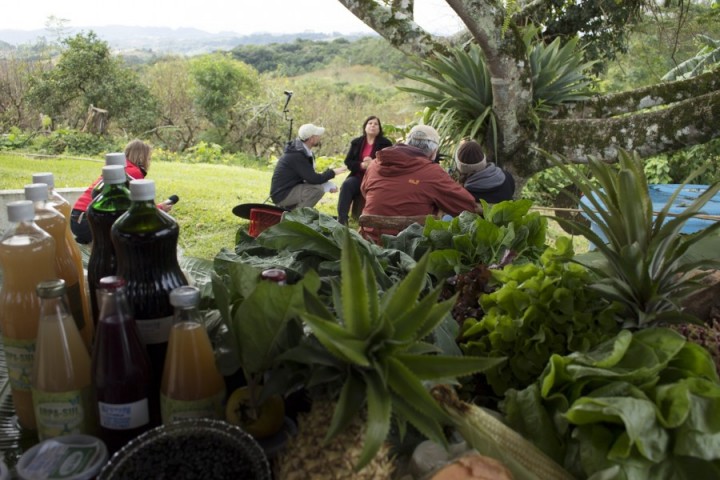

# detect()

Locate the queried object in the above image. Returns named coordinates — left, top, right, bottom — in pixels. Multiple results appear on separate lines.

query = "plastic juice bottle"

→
left=32, top=279, right=97, bottom=441
left=0, top=200, right=56, bottom=430
left=25, top=183, right=91, bottom=351
left=87, top=165, right=132, bottom=327
left=91, top=152, right=132, bottom=199
left=31, top=174, right=94, bottom=349
left=160, top=286, right=225, bottom=424
left=91, top=276, right=153, bottom=454
left=111, top=179, right=188, bottom=426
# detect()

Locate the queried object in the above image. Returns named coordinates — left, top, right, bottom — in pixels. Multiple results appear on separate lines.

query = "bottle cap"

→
left=6, top=200, right=35, bottom=223
left=105, top=152, right=126, bottom=166
left=102, top=165, right=126, bottom=185
left=37, top=279, right=67, bottom=298
left=98, top=275, right=126, bottom=290
left=24, top=183, right=49, bottom=202
left=169, top=286, right=201, bottom=308
left=32, top=172, right=54, bottom=188
left=129, top=179, right=155, bottom=201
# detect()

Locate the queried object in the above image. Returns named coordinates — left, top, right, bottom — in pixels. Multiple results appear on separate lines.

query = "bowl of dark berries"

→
left=97, top=418, right=271, bottom=479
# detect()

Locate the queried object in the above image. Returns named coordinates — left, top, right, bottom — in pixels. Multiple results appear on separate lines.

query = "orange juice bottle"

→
left=31, top=173, right=94, bottom=347
left=160, top=286, right=225, bottom=424
left=25, top=183, right=92, bottom=351
left=32, top=279, right=97, bottom=440
left=0, top=200, right=56, bottom=430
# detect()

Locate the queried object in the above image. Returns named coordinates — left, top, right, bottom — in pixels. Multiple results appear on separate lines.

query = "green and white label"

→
left=32, top=387, right=93, bottom=440
left=160, top=391, right=225, bottom=424
left=4, top=337, right=36, bottom=390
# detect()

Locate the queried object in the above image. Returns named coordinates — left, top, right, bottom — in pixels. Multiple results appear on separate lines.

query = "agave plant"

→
left=549, top=149, right=720, bottom=327
left=274, top=231, right=505, bottom=478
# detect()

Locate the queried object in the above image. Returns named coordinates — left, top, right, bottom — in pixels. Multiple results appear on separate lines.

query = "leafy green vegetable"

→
left=460, top=237, right=622, bottom=395
left=503, top=328, right=720, bottom=480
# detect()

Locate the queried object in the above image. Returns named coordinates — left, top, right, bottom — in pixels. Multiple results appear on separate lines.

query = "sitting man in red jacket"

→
left=360, top=124, right=478, bottom=242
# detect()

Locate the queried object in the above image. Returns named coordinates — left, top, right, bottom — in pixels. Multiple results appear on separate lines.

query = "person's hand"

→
left=333, top=166, right=348, bottom=175
left=361, top=156, right=373, bottom=169
left=328, top=185, right=338, bottom=193
left=158, top=202, right=173, bottom=213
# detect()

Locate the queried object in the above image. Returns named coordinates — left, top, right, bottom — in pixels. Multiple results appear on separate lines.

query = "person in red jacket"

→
left=70, top=139, right=170, bottom=244
left=360, top=124, right=478, bottom=243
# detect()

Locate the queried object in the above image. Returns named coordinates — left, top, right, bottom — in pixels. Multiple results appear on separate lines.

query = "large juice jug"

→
left=32, top=279, right=97, bottom=440
left=160, top=286, right=225, bottom=424
left=31, top=174, right=94, bottom=348
left=25, top=183, right=91, bottom=351
left=87, top=165, right=132, bottom=327
left=91, top=275, right=154, bottom=454
left=0, top=200, right=56, bottom=430
left=111, top=179, right=188, bottom=423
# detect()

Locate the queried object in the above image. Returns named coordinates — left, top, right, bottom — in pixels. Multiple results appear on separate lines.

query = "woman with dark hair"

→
left=336, top=116, right=393, bottom=225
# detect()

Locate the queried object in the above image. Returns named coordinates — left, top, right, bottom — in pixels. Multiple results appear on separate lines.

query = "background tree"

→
left=25, top=31, right=158, bottom=135
left=0, top=53, right=46, bottom=130
left=337, top=0, right=720, bottom=181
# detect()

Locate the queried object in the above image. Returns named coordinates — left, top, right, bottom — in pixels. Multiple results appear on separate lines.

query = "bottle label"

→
left=136, top=315, right=173, bottom=345
left=3, top=337, right=36, bottom=391
left=32, top=387, right=93, bottom=440
left=160, top=390, right=225, bottom=424
left=65, top=281, right=86, bottom=332
left=98, top=398, right=149, bottom=430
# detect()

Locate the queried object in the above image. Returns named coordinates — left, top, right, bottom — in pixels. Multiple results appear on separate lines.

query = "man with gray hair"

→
left=360, top=124, right=478, bottom=238
left=270, top=123, right=347, bottom=209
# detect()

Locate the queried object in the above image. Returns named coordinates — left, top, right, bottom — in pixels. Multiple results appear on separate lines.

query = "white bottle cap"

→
left=102, top=165, right=126, bottom=185
left=32, top=172, right=54, bottom=188
left=169, top=286, right=201, bottom=308
left=24, top=183, right=49, bottom=202
left=129, top=179, right=155, bottom=201
left=105, top=152, right=126, bottom=166
left=7, top=200, right=35, bottom=222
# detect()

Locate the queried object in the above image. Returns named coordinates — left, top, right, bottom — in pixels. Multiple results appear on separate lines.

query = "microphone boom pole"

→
left=283, top=90, right=293, bottom=143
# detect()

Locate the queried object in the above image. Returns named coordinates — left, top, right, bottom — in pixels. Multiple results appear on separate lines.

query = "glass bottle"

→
left=160, top=286, right=225, bottom=424
left=32, top=174, right=92, bottom=349
left=91, top=276, right=154, bottom=454
left=25, top=183, right=91, bottom=351
left=32, top=279, right=97, bottom=440
left=0, top=200, right=56, bottom=430
left=111, top=179, right=188, bottom=424
left=87, top=165, right=132, bottom=327
left=91, top=152, right=130, bottom=199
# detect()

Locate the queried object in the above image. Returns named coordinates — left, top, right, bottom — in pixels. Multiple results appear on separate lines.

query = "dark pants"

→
left=70, top=209, right=92, bottom=244
left=337, top=176, right=362, bottom=225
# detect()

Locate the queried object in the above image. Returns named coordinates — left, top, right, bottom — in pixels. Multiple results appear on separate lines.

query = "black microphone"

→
left=164, top=195, right=179, bottom=206
left=284, top=90, right=293, bottom=96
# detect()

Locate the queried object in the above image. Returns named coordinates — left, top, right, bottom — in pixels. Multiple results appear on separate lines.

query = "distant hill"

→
left=0, top=25, right=373, bottom=55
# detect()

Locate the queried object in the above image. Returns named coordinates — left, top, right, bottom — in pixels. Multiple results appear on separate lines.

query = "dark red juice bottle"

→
left=92, top=276, right=154, bottom=454
left=111, top=179, right=188, bottom=424
left=87, top=165, right=132, bottom=328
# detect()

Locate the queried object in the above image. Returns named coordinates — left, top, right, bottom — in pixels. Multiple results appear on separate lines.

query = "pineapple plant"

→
left=548, top=149, right=720, bottom=327
left=274, top=231, right=505, bottom=479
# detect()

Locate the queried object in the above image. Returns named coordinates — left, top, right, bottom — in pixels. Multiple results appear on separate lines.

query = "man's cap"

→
left=407, top=125, right=440, bottom=145
left=298, top=124, right=325, bottom=141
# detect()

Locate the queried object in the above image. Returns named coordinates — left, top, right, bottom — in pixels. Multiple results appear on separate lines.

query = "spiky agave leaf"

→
left=296, top=230, right=506, bottom=470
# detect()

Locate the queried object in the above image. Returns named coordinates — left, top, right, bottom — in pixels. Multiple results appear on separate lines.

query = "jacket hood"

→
left=374, top=144, right=433, bottom=177
left=285, top=138, right=310, bottom=156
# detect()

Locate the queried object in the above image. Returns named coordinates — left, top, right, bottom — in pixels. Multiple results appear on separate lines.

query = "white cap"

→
left=298, top=123, right=325, bottom=141
left=24, top=183, right=48, bottom=202
left=7, top=200, right=35, bottom=222
left=170, top=286, right=201, bottom=308
left=32, top=172, right=54, bottom=188
left=105, top=153, right=126, bottom=166
left=102, top=165, right=126, bottom=185
left=129, top=179, right=155, bottom=201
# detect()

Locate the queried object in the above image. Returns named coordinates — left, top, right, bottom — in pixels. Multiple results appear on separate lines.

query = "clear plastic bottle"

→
left=160, top=286, right=225, bottom=424
left=25, top=183, right=92, bottom=351
left=111, top=179, right=188, bottom=418
left=91, top=276, right=154, bottom=454
left=87, top=165, right=132, bottom=327
left=32, top=279, right=97, bottom=440
left=30, top=175, right=94, bottom=348
left=91, top=152, right=130, bottom=199
left=0, top=200, right=56, bottom=430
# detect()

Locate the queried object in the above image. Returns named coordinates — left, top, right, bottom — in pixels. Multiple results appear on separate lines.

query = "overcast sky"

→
left=1, top=0, right=464, bottom=35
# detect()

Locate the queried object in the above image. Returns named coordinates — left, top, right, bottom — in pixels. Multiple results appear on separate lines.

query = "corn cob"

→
left=431, top=385, right=575, bottom=480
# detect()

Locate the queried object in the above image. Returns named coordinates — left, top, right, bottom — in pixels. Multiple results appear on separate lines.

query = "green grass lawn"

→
left=0, top=152, right=345, bottom=259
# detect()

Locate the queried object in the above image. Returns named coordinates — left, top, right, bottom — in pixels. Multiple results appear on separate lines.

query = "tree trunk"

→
left=83, top=105, right=109, bottom=134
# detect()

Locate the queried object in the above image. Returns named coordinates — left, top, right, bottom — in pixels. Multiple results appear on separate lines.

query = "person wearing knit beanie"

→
left=454, top=139, right=515, bottom=204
